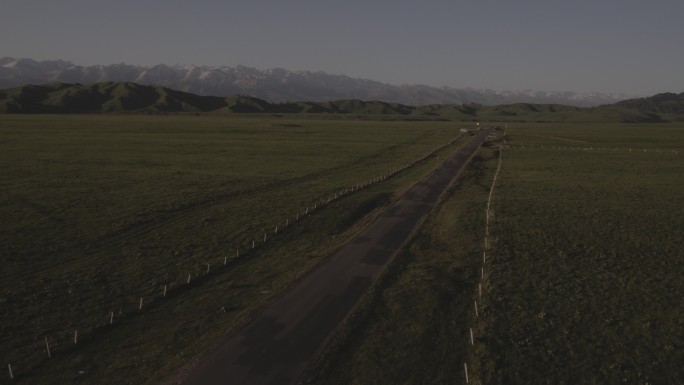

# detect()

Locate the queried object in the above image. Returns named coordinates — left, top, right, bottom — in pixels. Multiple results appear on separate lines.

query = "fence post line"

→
left=475, top=301, right=479, bottom=317
left=8, top=363, right=13, bottom=380
left=206, top=263, right=210, bottom=274
left=74, top=330, right=78, bottom=345
left=110, top=311, right=114, bottom=324
left=224, top=256, right=227, bottom=266
left=187, top=273, right=191, bottom=284
left=464, top=363, right=469, bottom=383
left=163, top=284, right=167, bottom=297
left=139, top=297, right=144, bottom=310
left=470, top=328, right=474, bottom=345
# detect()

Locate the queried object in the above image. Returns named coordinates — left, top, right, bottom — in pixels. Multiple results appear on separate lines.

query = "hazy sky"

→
left=2, top=0, right=683, bottom=95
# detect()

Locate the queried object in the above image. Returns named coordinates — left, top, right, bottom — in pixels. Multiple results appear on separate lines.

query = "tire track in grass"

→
left=5, top=129, right=445, bottom=285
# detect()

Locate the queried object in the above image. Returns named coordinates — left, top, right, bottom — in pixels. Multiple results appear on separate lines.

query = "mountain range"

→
left=2, top=81, right=681, bottom=124
left=0, top=57, right=636, bottom=107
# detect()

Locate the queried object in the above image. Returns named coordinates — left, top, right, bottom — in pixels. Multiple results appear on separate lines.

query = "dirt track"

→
left=180, top=129, right=491, bottom=385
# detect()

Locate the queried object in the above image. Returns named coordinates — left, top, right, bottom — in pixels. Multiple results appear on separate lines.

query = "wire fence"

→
left=507, top=144, right=679, bottom=155
left=464, top=130, right=504, bottom=384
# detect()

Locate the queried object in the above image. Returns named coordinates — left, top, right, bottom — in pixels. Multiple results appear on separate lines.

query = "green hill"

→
left=0, top=82, right=230, bottom=113
left=0, top=82, right=679, bottom=123
left=614, top=92, right=684, bottom=120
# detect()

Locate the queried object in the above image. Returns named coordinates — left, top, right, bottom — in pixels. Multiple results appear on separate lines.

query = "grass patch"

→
left=472, top=123, right=684, bottom=384
left=0, top=114, right=475, bottom=384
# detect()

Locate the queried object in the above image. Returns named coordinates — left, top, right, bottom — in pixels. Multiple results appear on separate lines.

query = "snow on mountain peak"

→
left=0, top=57, right=639, bottom=106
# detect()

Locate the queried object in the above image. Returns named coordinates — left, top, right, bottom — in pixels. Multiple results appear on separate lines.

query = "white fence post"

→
left=45, top=336, right=51, bottom=358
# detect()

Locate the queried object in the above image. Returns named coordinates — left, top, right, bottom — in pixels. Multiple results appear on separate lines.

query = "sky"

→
left=2, top=0, right=683, bottom=95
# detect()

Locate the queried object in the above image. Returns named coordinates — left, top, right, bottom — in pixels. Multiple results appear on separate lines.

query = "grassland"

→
left=304, top=123, right=683, bottom=385
left=4, top=115, right=682, bottom=385
left=474, top=123, right=684, bottom=384
left=0, top=114, right=475, bottom=384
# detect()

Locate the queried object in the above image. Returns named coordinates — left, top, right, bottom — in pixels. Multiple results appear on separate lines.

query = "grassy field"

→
left=4, top=116, right=681, bottom=385
left=0, top=114, right=475, bottom=384
left=304, top=123, right=683, bottom=385
left=473, top=123, right=684, bottom=384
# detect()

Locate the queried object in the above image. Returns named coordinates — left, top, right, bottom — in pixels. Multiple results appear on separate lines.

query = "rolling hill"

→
left=0, top=81, right=677, bottom=123
left=614, top=92, right=684, bottom=117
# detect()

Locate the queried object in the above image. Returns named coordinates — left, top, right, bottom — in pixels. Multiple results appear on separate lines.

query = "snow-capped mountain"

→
left=0, top=57, right=635, bottom=106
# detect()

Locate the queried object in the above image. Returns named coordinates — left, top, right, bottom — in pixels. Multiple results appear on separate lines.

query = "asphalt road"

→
left=180, top=128, right=491, bottom=385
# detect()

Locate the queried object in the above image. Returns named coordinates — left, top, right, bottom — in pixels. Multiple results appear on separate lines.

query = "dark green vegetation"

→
left=615, top=91, right=684, bottom=115
left=0, top=114, right=473, bottom=384
left=306, top=123, right=684, bottom=385
left=2, top=82, right=683, bottom=123
left=474, top=124, right=684, bottom=384
left=3, top=113, right=682, bottom=384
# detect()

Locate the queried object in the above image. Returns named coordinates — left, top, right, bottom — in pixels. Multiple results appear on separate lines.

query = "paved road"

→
left=180, top=129, right=491, bottom=385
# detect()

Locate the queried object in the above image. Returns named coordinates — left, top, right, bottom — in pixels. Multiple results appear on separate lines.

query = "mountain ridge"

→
left=0, top=57, right=636, bottom=107
left=0, top=81, right=677, bottom=124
